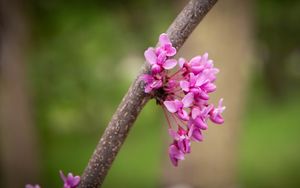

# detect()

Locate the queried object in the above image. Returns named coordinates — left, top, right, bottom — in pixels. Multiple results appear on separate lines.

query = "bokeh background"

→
left=1, top=0, right=300, bottom=187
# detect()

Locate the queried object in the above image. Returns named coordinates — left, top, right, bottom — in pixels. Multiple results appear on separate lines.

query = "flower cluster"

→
left=26, top=171, right=80, bottom=188
left=142, top=33, right=225, bottom=166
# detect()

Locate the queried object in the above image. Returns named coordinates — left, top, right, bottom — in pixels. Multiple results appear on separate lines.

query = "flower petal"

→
left=182, top=92, right=194, bottom=108
left=189, top=56, right=201, bottom=66
left=178, top=58, right=186, bottom=68
left=166, top=45, right=176, bottom=56
left=159, top=33, right=171, bottom=46
left=71, top=176, right=80, bottom=186
left=180, top=80, right=190, bottom=92
left=164, top=101, right=178, bottom=113
left=140, top=74, right=153, bottom=83
left=144, top=85, right=152, bottom=93
left=191, top=107, right=201, bottom=119
left=144, top=47, right=157, bottom=65
left=163, top=59, right=177, bottom=70
left=151, top=80, right=162, bottom=89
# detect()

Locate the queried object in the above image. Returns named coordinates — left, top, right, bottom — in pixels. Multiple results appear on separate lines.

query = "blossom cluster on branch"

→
left=142, top=33, right=225, bottom=166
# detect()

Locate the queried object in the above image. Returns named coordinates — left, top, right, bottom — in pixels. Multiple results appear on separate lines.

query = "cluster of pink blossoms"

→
left=142, top=33, right=225, bottom=166
left=26, top=171, right=80, bottom=188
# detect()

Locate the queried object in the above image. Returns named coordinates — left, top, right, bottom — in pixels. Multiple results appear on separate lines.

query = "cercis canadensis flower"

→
left=141, top=33, right=225, bottom=166
left=25, top=171, right=80, bottom=188
left=60, top=171, right=80, bottom=188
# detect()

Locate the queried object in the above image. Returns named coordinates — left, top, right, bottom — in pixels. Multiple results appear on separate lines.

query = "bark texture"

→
left=78, top=0, right=218, bottom=187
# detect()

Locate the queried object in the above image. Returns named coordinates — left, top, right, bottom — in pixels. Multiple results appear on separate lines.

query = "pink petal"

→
left=189, top=56, right=201, bottom=66
left=198, top=90, right=210, bottom=100
left=159, top=33, right=171, bottom=46
left=151, top=64, right=162, bottom=74
left=194, top=118, right=208, bottom=130
left=210, top=114, right=224, bottom=124
left=190, top=65, right=204, bottom=74
left=191, top=127, right=203, bottom=142
left=178, top=110, right=189, bottom=121
left=151, top=80, right=162, bottom=89
left=195, top=74, right=208, bottom=87
left=180, top=80, right=190, bottom=92
left=163, top=59, right=177, bottom=70
left=71, top=176, right=80, bottom=186
left=202, top=105, right=213, bottom=116
left=157, top=51, right=167, bottom=64
left=202, top=52, right=209, bottom=62
left=204, top=83, right=216, bottom=92
left=189, top=73, right=197, bottom=86
left=191, top=107, right=201, bottom=119
left=182, top=92, right=194, bottom=108
left=169, top=145, right=185, bottom=160
left=140, top=74, right=153, bottom=84
left=144, top=47, right=157, bottom=65
left=178, top=58, right=186, bottom=68
left=144, top=85, right=152, bottom=93
left=164, top=101, right=177, bottom=113
left=166, top=46, right=176, bottom=56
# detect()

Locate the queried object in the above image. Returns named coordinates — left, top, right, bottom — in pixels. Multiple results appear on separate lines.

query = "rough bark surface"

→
left=78, top=0, right=218, bottom=187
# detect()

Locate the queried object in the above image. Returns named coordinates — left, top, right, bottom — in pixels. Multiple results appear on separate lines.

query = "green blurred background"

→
left=1, top=0, right=300, bottom=187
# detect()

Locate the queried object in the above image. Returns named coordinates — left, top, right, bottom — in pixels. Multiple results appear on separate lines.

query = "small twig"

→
left=78, top=0, right=218, bottom=187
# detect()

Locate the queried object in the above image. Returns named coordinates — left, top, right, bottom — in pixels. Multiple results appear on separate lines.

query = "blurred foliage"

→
left=237, top=1, right=300, bottom=186
left=257, top=0, right=300, bottom=99
left=239, top=77, right=300, bottom=188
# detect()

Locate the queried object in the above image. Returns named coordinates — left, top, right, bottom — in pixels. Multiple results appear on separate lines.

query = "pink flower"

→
left=181, top=70, right=218, bottom=99
left=169, top=144, right=185, bottom=167
left=209, top=98, right=225, bottom=124
left=60, top=171, right=80, bottom=188
left=144, top=47, right=177, bottom=74
left=157, top=33, right=176, bottom=57
left=179, top=53, right=217, bottom=74
left=142, top=33, right=225, bottom=166
left=189, top=105, right=213, bottom=130
left=140, top=74, right=163, bottom=93
left=163, top=92, right=194, bottom=120
left=188, top=124, right=203, bottom=142
left=169, top=128, right=191, bottom=154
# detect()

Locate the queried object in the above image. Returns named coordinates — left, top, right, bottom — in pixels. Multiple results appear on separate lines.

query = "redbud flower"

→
left=169, top=144, right=185, bottom=167
left=157, top=33, right=177, bottom=57
left=142, top=33, right=225, bottom=166
left=210, top=98, right=226, bottom=124
left=60, top=170, right=80, bottom=188
left=164, top=92, right=194, bottom=120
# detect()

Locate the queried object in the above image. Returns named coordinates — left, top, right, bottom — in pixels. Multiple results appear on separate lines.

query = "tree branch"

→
left=78, top=0, right=218, bottom=187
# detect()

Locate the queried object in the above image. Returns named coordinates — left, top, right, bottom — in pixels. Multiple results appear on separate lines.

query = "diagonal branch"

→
left=78, top=0, right=218, bottom=187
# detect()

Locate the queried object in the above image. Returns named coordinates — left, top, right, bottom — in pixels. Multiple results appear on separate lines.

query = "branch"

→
left=78, top=0, right=218, bottom=187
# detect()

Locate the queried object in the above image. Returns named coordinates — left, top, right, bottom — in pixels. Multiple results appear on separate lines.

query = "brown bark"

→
left=78, top=0, right=218, bottom=187
left=0, top=0, right=40, bottom=187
